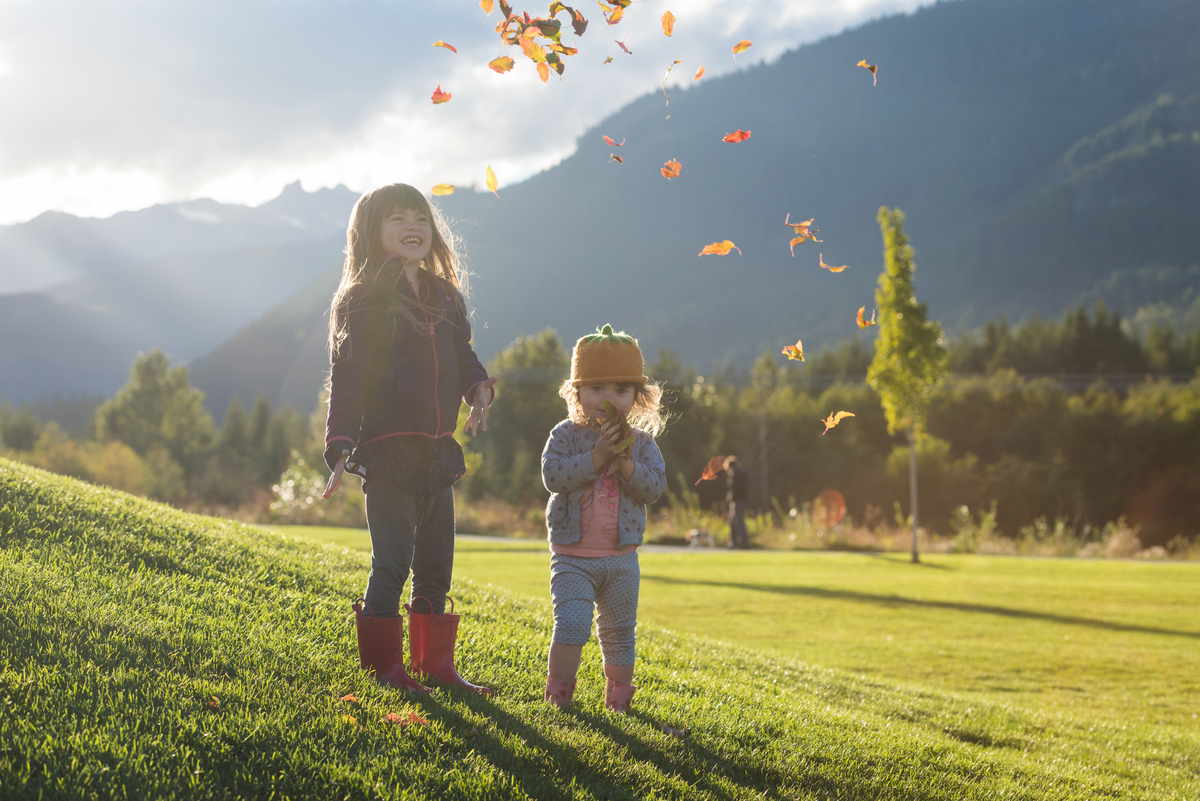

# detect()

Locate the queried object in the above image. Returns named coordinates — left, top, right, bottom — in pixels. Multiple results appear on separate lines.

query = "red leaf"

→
left=615, top=34, right=632, bottom=54
left=856, top=59, right=878, bottom=86
left=661, top=159, right=681, bottom=179
left=694, top=66, right=705, bottom=80
left=722, top=129, right=751, bottom=143
left=432, top=41, right=458, bottom=54
left=431, top=84, right=451, bottom=104
left=694, top=455, right=725, bottom=485
left=698, top=240, right=741, bottom=256
left=602, top=135, right=625, bottom=146
left=732, top=39, right=752, bottom=60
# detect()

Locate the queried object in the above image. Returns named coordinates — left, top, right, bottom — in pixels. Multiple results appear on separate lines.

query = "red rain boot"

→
left=544, top=676, right=576, bottom=709
left=352, top=599, right=431, bottom=693
left=405, top=596, right=492, bottom=696
left=605, top=677, right=637, bottom=713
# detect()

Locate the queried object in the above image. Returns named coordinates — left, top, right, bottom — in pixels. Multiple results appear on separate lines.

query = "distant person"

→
left=323, top=183, right=496, bottom=695
left=725, top=456, right=750, bottom=549
left=541, top=325, right=667, bottom=713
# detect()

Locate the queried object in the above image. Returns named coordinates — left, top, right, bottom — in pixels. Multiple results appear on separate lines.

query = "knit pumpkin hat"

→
left=570, top=324, right=648, bottom=385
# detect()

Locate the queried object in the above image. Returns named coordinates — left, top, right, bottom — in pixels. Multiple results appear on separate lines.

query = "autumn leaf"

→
left=655, top=720, right=688, bottom=738
left=603, top=56, right=613, bottom=63
left=661, top=159, right=681, bottom=179
left=615, top=33, right=632, bottom=54
left=204, top=696, right=220, bottom=711
left=341, top=714, right=357, bottom=725
left=694, top=65, right=705, bottom=80
left=856, top=59, right=878, bottom=86
left=499, top=0, right=513, bottom=19
left=433, top=41, right=458, bottom=54
left=488, top=55, right=515, bottom=73
left=732, top=39, right=752, bottom=60
left=549, top=2, right=588, bottom=35
left=694, top=455, right=725, bottom=485
left=821, top=410, right=855, bottom=434
left=429, top=183, right=455, bottom=196
left=602, top=135, right=625, bottom=146
left=383, top=711, right=428, bottom=726
left=609, top=153, right=623, bottom=164
left=486, top=166, right=499, bottom=196
left=782, top=339, right=804, bottom=361
left=698, top=240, right=741, bottom=256
left=785, top=214, right=822, bottom=256
left=856, top=306, right=876, bottom=328
left=520, top=36, right=548, bottom=62
left=537, top=61, right=550, bottom=81
left=431, top=84, right=451, bottom=104
left=480, top=0, right=494, bottom=14
left=820, top=254, right=849, bottom=273
left=662, top=59, right=683, bottom=104
left=722, top=129, right=751, bottom=143
left=597, top=400, right=634, bottom=476
left=661, top=10, right=675, bottom=36
left=340, top=694, right=360, bottom=703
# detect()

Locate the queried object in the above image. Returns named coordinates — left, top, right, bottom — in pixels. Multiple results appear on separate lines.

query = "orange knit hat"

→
left=570, top=324, right=648, bottom=385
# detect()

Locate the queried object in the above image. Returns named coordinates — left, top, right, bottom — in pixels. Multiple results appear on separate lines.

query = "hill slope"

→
left=2, top=458, right=1197, bottom=799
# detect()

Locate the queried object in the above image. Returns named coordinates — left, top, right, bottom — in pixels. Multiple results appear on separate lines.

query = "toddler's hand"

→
left=591, top=420, right=623, bottom=473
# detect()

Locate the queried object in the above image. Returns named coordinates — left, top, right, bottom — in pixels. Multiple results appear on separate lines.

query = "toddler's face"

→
left=579, top=381, right=634, bottom=425
left=379, top=206, right=433, bottom=263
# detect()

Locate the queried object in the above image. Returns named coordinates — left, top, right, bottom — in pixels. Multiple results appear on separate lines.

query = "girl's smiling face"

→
left=579, top=381, right=635, bottom=425
left=379, top=206, right=432, bottom=263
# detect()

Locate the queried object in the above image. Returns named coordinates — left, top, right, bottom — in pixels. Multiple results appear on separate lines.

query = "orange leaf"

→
left=821, top=411, right=855, bottom=435
left=819, top=254, right=849, bottom=273
left=785, top=213, right=822, bottom=256
left=662, top=60, right=683, bottom=105
left=609, top=153, right=623, bottom=164
left=856, top=59, right=878, bottom=86
left=480, top=0, right=494, bottom=14
left=698, top=240, right=741, bottom=256
left=486, top=166, right=499, bottom=197
left=694, top=455, right=725, bottom=485
left=604, top=6, right=626, bottom=25
left=204, top=696, right=220, bottom=711
left=433, top=41, right=458, bottom=54
left=661, top=159, right=681, bottom=179
left=340, top=694, right=360, bottom=703
left=722, top=129, right=751, bottom=143
left=782, top=339, right=804, bottom=361
left=431, top=183, right=455, bottom=196
left=520, top=37, right=547, bottom=62
left=341, top=714, right=357, bottom=725
left=856, top=306, right=876, bottom=328
left=408, top=712, right=428, bottom=724
left=537, top=61, right=550, bottom=82
left=488, top=55, right=515, bottom=73
left=602, top=135, right=625, bottom=146
left=661, top=10, right=675, bottom=36
left=615, top=34, right=631, bottom=54
left=603, top=56, right=614, bottom=64
left=431, top=84, right=451, bottom=104
left=732, top=39, right=752, bottom=60
left=694, top=66, right=705, bottom=80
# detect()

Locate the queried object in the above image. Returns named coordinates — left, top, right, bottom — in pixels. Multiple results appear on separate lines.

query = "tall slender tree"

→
left=867, top=208, right=949, bottom=563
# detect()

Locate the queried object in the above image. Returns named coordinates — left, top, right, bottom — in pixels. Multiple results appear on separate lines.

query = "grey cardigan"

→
left=541, top=419, right=667, bottom=546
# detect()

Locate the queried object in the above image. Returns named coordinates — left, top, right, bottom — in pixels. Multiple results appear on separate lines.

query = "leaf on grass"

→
left=661, top=159, right=682, bottom=179
left=722, top=129, right=751, bottom=143
left=486, top=166, right=499, bottom=197
left=603, top=56, right=614, bottom=63
left=431, top=84, right=451, bottom=104
left=480, top=0, right=494, bottom=14
left=732, top=39, right=752, bottom=59
left=609, top=153, right=623, bottom=164
left=204, top=696, right=220, bottom=711
left=615, top=33, right=632, bottom=54
left=655, top=720, right=688, bottom=738
left=662, top=60, right=683, bottom=104
left=602, top=135, right=625, bottom=146
left=341, top=714, right=357, bottom=725
left=782, top=339, right=804, bottom=361
left=821, top=411, right=855, bottom=435
left=340, top=694, right=360, bottom=703
left=661, top=10, right=675, bottom=36
left=694, top=65, right=705, bottom=80
left=431, top=183, right=455, bottom=196
left=856, top=306, right=876, bottom=328
left=856, top=59, right=878, bottom=86
left=433, top=41, right=458, bottom=54
left=694, top=455, right=725, bottom=485
left=698, top=240, right=741, bottom=256
left=383, top=711, right=428, bottom=726
left=819, top=254, right=849, bottom=273
left=488, top=55, right=515, bottom=73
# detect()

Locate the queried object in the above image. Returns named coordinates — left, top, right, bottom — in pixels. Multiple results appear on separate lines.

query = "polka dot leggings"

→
left=549, top=551, right=639, bottom=666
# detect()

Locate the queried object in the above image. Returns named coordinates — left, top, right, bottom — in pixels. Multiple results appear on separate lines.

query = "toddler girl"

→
left=541, top=325, right=667, bottom=712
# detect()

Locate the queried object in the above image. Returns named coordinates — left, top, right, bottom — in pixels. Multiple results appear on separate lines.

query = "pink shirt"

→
left=550, top=475, right=638, bottom=557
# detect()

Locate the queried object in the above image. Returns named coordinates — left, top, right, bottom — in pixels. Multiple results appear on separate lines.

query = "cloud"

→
left=0, top=0, right=928, bottom=223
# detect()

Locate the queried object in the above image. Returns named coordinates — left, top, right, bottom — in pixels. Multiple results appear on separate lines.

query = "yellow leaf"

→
left=488, top=55, right=515, bottom=73
left=782, top=339, right=804, bottom=361
left=431, top=184, right=455, bottom=196
left=661, top=10, right=675, bottom=36
left=698, top=240, right=741, bottom=256
left=486, top=165, right=499, bottom=197
left=822, top=411, right=855, bottom=435
left=732, top=39, right=752, bottom=60
left=820, top=254, right=849, bottom=273
left=480, top=0, right=494, bottom=14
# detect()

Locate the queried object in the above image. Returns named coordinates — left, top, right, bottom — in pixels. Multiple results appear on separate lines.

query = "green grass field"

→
left=4, top=460, right=1199, bottom=800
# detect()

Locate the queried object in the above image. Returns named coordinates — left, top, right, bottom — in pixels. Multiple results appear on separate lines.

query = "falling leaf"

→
left=340, top=694, right=360, bottom=703
left=520, top=36, right=548, bottom=63
left=821, top=411, right=855, bottom=435
left=661, top=60, right=683, bottom=104
left=430, top=183, right=455, bottom=196
left=549, top=2, right=589, bottom=35
left=785, top=213, right=822, bottom=256
left=856, top=59, right=878, bottom=86
left=661, top=159, right=681, bottom=179
left=603, top=56, right=614, bottom=63
left=694, top=455, right=725, bottom=485
left=431, top=84, right=451, bottom=104
left=537, top=61, right=550, bottom=81
left=661, top=10, right=675, bottom=36
left=694, top=66, right=705, bottom=80
left=819, top=254, right=849, bottom=273
left=499, top=0, right=512, bottom=19
left=480, top=0, right=494, bottom=14
left=732, top=39, right=752, bottom=60
left=341, top=714, right=357, bottom=725
left=609, top=153, right=623, bottom=164
left=782, top=339, right=804, bottom=361
left=722, top=129, right=751, bottom=143
left=488, top=55, right=515, bottom=73
left=615, top=33, right=632, bottom=54
left=655, top=720, right=688, bottom=738
left=602, top=135, right=625, bottom=146
left=486, top=166, right=499, bottom=197
left=698, top=240, right=741, bottom=256
left=433, top=41, right=458, bottom=54
left=856, top=307, right=877, bottom=328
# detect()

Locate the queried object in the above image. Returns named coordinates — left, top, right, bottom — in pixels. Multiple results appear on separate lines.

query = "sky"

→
left=0, top=0, right=929, bottom=225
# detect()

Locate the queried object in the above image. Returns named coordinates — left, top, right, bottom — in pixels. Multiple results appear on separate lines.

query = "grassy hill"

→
left=2, top=459, right=1197, bottom=799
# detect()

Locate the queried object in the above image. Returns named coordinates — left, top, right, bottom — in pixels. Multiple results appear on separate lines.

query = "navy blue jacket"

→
left=324, top=270, right=491, bottom=455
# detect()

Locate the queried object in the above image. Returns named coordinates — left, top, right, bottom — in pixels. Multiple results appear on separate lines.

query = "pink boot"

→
left=352, top=599, right=431, bottom=694
left=405, top=596, right=492, bottom=696
left=605, top=677, right=637, bottom=713
left=544, top=676, right=576, bottom=709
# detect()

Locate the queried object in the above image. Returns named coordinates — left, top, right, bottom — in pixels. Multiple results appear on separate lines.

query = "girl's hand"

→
left=592, top=421, right=635, bottom=479
left=466, top=377, right=497, bottom=436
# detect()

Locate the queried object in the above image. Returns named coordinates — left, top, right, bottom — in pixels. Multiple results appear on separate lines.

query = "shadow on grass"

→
left=640, top=574, right=1200, bottom=639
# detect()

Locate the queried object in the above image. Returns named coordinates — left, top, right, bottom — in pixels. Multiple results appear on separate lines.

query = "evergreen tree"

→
left=0, top=401, right=41, bottom=451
